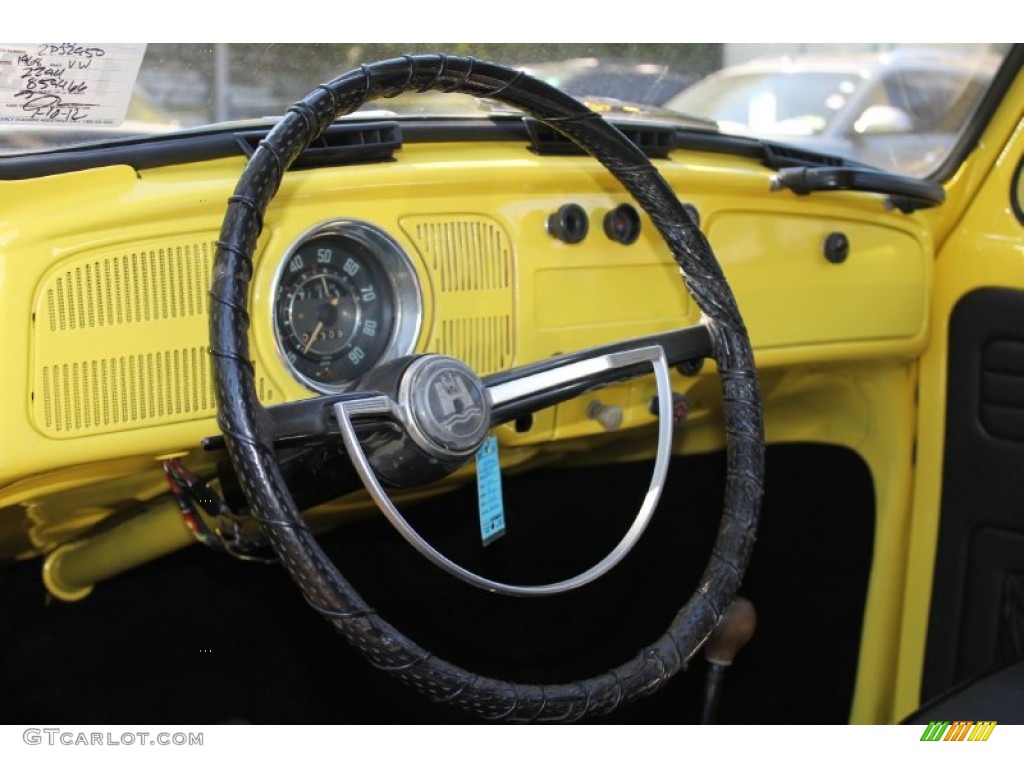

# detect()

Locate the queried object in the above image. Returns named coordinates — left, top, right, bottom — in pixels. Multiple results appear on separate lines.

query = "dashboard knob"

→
left=587, top=399, right=623, bottom=431
left=823, top=231, right=850, bottom=264
left=547, top=203, right=589, bottom=244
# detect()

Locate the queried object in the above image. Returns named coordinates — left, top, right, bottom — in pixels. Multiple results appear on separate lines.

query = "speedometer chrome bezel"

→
left=270, top=219, right=423, bottom=394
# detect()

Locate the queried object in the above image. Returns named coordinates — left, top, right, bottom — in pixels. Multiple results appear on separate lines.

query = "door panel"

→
left=894, top=79, right=1024, bottom=717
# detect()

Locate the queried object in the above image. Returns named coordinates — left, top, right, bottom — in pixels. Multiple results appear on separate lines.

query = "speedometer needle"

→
left=303, top=322, right=323, bottom=355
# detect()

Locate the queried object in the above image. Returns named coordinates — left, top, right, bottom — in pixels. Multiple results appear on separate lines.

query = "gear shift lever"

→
left=700, top=596, right=756, bottom=724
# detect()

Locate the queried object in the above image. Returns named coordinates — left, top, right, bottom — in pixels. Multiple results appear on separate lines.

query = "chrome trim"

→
left=269, top=219, right=423, bottom=394
left=488, top=346, right=667, bottom=410
left=341, top=395, right=397, bottom=419
left=333, top=344, right=674, bottom=597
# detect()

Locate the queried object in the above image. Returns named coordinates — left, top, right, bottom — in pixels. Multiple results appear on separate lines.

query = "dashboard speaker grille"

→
left=400, top=215, right=515, bottom=375
left=407, top=217, right=511, bottom=292
left=436, top=316, right=514, bottom=376
left=40, top=348, right=214, bottom=433
left=45, top=242, right=213, bottom=331
left=32, top=235, right=275, bottom=438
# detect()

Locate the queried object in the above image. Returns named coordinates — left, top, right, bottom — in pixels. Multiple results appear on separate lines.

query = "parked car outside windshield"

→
left=663, top=48, right=1001, bottom=176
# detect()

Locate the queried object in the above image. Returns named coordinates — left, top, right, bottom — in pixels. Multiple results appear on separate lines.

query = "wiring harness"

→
left=162, top=458, right=275, bottom=563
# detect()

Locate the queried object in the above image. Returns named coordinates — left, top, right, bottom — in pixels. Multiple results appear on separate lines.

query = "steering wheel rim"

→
left=210, top=54, right=764, bottom=722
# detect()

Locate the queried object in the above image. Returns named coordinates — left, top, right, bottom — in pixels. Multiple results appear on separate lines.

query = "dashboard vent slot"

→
left=45, top=242, right=213, bottom=331
left=407, top=218, right=511, bottom=293
left=38, top=350, right=277, bottom=436
left=399, top=214, right=516, bottom=375
left=235, top=121, right=402, bottom=169
left=524, top=119, right=674, bottom=159
left=33, top=235, right=276, bottom=438
left=434, top=316, right=513, bottom=376
left=40, top=348, right=215, bottom=433
left=762, top=144, right=846, bottom=170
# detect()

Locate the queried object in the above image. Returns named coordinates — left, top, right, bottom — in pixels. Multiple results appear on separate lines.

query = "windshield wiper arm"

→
left=770, top=165, right=945, bottom=212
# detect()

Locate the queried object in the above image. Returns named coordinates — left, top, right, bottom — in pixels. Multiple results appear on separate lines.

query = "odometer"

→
left=271, top=221, right=421, bottom=392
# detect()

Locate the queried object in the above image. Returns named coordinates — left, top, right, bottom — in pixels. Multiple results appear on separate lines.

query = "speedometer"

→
left=271, top=221, right=422, bottom=393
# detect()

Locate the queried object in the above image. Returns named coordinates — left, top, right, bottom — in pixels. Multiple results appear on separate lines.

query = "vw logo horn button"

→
left=401, top=356, right=491, bottom=458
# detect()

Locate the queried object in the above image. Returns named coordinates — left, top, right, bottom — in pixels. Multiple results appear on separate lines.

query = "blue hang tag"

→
left=475, top=434, right=506, bottom=546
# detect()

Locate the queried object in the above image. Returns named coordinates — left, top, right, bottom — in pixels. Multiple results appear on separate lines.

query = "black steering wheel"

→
left=209, top=55, right=763, bottom=721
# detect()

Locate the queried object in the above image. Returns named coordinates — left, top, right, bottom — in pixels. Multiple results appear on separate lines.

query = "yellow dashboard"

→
left=0, top=137, right=931, bottom=562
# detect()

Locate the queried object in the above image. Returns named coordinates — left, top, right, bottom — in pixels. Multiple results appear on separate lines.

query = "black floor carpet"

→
left=0, top=444, right=873, bottom=724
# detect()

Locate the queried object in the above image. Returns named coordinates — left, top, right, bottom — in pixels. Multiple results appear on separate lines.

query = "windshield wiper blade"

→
left=770, top=165, right=945, bottom=212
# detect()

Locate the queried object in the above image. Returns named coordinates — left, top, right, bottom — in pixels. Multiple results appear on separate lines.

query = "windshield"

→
left=666, top=71, right=867, bottom=136
left=0, top=43, right=1013, bottom=177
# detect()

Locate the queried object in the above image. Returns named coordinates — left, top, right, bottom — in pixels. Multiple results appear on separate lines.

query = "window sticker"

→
left=475, top=435, right=506, bottom=546
left=0, top=43, right=147, bottom=125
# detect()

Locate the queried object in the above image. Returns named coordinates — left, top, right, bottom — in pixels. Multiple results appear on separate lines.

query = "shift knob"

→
left=700, top=597, right=756, bottom=724
left=705, top=596, right=757, bottom=666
